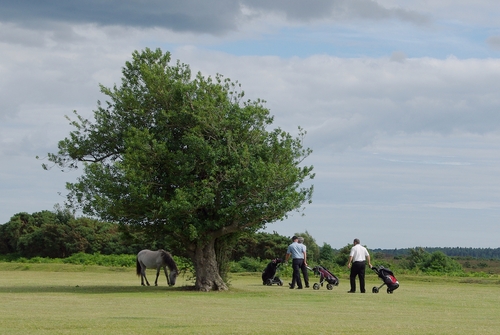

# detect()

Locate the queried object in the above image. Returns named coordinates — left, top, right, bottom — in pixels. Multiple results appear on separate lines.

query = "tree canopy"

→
left=45, top=48, right=314, bottom=291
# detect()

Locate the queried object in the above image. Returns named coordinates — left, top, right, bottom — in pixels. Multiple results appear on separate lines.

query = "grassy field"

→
left=1, top=263, right=499, bottom=334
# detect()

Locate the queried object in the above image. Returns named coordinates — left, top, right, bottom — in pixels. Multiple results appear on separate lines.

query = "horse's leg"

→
left=163, top=266, right=170, bottom=286
left=155, top=267, right=160, bottom=286
left=142, top=266, right=150, bottom=286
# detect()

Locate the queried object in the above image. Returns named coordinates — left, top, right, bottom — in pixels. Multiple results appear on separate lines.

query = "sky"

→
left=1, top=0, right=500, bottom=249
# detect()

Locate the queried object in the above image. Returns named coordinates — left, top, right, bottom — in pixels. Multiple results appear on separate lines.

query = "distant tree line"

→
left=372, top=247, right=500, bottom=260
left=0, top=210, right=324, bottom=263
left=0, top=209, right=155, bottom=258
left=0, top=209, right=492, bottom=276
left=1, top=210, right=301, bottom=260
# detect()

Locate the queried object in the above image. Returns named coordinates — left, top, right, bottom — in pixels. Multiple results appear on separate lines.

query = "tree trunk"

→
left=192, top=239, right=228, bottom=291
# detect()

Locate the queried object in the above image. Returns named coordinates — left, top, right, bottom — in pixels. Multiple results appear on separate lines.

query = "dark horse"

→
left=136, top=249, right=179, bottom=286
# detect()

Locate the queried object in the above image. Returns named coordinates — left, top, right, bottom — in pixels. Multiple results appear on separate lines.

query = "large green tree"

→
left=45, top=48, right=314, bottom=291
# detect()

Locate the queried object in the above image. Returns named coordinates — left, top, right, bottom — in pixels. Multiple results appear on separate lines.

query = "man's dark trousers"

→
left=350, top=261, right=366, bottom=292
left=300, top=262, right=309, bottom=287
left=291, top=258, right=304, bottom=288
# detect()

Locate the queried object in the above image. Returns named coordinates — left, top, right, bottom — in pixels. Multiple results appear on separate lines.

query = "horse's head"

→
left=169, top=269, right=178, bottom=286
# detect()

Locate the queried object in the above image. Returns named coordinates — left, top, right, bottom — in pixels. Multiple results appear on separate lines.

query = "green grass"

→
left=1, top=263, right=499, bottom=334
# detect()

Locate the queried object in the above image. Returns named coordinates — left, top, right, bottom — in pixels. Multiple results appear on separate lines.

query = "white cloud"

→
left=1, top=1, right=500, bottom=247
left=377, top=0, right=500, bottom=26
left=426, top=202, right=500, bottom=209
left=172, top=50, right=500, bottom=149
left=0, top=0, right=432, bottom=34
left=487, top=35, right=500, bottom=50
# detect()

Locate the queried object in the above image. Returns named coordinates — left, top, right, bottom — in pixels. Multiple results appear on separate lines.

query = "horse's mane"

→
left=159, top=249, right=178, bottom=272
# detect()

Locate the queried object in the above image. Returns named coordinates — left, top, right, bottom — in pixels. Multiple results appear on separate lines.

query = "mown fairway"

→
left=1, top=263, right=499, bottom=334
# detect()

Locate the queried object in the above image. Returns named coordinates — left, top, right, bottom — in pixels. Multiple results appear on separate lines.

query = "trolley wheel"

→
left=313, top=283, right=320, bottom=290
left=278, top=280, right=283, bottom=286
left=372, top=287, right=379, bottom=293
left=326, top=284, right=333, bottom=290
left=387, top=288, right=393, bottom=294
left=266, top=279, right=273, bottom=286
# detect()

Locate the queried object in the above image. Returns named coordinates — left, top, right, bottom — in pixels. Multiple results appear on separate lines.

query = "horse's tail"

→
left=136, top=257, right=141, bottom=276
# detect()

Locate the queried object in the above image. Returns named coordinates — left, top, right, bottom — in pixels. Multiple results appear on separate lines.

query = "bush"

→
left=62, top=253, right=136, bottom=267
left=228, top=261, right=246, bottom=273
left=172, top=255, right=194, bottom=275
left=236, top=257, right=268, bottom=272
left=400, top=248, right=464, bottom=274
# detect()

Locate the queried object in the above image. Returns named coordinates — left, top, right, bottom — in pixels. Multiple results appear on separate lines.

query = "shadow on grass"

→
left=0, top=284, right=196, bottom=294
